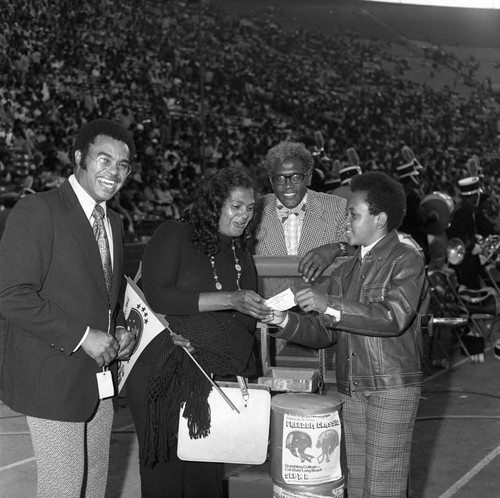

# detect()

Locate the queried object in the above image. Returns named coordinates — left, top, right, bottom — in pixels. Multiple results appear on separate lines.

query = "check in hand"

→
left=264, top=288, right=296, bottom=311
left=261, top=288, right=296, bottom=326
left=229, top=289, right=273, bottom=321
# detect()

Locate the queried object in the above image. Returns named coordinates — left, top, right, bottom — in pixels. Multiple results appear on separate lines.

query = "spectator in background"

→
left=448, top=175, right=495, bottom=289
left=332, top=163, right=362, bottom=201
left=2, top=0, right=500, bottom=236
left=396, top=159, right=429, bottom=261
left=0, top=192, right=18, bottom=240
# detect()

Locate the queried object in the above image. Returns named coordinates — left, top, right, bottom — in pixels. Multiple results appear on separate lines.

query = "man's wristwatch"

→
left=338, top=242, right=347, bottom=256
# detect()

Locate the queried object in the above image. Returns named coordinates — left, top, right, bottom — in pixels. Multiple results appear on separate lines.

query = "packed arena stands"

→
left=1, top=0, right=500, bottom=240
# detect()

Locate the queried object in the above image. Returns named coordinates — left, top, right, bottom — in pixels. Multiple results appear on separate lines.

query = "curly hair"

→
left=350, top=172, right=406, bottom=232
left=71, top=119, right=136, bottom=167
left=186, top=167, right=256, bottom=257
left=264, top=141, right=314, bottom=176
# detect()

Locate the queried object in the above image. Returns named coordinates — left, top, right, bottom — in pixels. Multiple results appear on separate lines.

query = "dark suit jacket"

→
left=0, top=180, right=125, bottom=422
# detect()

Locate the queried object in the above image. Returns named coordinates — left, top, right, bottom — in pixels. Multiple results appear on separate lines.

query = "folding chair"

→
left=428, top=267, right=499, bottom=362
left=426, top=268, right=472, bottom=366
left=483, top=264, right=500, bottom=297
left=453, top=279, right=499, bottom=350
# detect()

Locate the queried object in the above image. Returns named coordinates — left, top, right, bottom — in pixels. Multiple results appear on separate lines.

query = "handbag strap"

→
left=236, top=376, right=249, bottom=407
left=318, top=348, right=325, bottom=394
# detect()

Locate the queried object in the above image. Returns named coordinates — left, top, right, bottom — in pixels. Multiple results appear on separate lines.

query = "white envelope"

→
left=264, top=288, right=296, bottom=311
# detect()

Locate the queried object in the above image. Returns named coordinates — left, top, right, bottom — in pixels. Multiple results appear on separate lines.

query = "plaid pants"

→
left=339, top=386, right=421, bottom=498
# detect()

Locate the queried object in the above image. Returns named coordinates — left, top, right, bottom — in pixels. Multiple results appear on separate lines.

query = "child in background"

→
left=265, top=171, right=429, bottom=498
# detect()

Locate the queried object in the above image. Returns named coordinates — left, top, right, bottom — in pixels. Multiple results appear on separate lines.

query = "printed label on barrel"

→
left=273, top=480, right=345, bottom=498
left=281, top=411, right=342, bottom=485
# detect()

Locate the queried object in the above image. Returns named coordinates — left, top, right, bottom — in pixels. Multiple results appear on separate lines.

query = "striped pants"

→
left=338, top=386, right=421, bottom=498
left=26, top=398, right=114, bottom=498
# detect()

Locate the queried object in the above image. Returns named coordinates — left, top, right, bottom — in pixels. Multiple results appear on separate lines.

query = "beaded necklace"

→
left=210, top=239, right=242, bottom=291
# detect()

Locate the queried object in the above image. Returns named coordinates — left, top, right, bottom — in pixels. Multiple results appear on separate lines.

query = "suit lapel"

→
left=59, top=181, right=110, bottom=302
left=262, top=196, right=288, bottom=255
left=298, top=190, right=327, bottom=255
left=108, top=209, right=123, bottom=307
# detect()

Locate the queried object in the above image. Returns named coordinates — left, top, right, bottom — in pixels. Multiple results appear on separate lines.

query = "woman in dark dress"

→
left=126, top=167, right=272, bottom=498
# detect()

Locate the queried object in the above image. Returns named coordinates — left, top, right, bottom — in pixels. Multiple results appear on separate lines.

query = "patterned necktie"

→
left=92, top=204, right=112, bottom=297
left=277, top=203, right=306, bottom=223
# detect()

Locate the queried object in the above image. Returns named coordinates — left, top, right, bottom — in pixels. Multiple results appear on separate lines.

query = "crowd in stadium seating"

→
left=1, top=0, right=500, bottom=240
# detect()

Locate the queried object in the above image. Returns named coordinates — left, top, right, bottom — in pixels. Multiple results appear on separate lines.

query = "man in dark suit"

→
left=0, top=119, right=136, bottom=497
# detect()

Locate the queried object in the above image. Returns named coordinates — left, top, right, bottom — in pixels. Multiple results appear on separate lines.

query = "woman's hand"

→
left=171, top=332, right=195, bottom=353
left=295, top=288, right=328, bottom=314
left=261, top=310, right=288, bottom=326
left=228, top=290, right=273, bottom=321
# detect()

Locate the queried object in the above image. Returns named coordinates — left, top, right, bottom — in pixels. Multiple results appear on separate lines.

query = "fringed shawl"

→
left=140, top=311, right=255, bottom=468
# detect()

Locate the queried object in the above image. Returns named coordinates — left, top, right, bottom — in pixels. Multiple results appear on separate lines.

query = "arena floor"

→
left=1, top=346, right=500, bottom=498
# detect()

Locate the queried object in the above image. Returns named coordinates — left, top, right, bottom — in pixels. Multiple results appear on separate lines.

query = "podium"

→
left=253, top=255, right=347, bottom=390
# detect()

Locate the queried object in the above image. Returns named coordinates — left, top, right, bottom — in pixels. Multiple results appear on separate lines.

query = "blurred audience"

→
left=1, top=0, right=500, bottom=242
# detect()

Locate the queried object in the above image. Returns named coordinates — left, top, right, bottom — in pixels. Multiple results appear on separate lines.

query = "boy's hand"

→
left=295, top=288, right=328, bottom=314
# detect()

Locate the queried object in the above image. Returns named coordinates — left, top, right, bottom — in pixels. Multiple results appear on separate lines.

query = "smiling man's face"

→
left=269, top=158, right=311, bottom=209
left=75, top=134, right=130, bottom=203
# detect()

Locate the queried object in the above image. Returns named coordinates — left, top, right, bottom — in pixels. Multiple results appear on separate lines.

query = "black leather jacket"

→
left=271, top=230, right=429, bottom=396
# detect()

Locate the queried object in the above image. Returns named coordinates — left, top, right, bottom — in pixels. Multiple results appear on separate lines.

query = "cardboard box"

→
left=257, top=367, right=319, bottom=392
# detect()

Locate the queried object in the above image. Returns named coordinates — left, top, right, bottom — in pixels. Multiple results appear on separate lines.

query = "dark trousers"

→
left=126, top=360, right=224, bottom=498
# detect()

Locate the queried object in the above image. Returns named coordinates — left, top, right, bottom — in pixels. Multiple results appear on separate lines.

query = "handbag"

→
left=177, top=376, right=271, bottom=465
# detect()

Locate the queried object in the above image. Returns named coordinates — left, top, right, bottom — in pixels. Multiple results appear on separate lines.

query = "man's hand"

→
left=298, top=244, right=339, bottom=283
left=81, top=328, right=120, bottom=367
left=114, top=326, right=137, bottom=360
left=228, top=290, right=273, bottom=321
left=295, top=288, right=328, bottom=314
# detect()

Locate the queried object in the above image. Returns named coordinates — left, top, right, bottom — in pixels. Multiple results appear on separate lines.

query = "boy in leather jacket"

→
left=265, top=171, right=429, bottom=498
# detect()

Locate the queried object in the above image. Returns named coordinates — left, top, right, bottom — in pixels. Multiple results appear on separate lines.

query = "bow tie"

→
left=277, top=203, right=306, bottom=223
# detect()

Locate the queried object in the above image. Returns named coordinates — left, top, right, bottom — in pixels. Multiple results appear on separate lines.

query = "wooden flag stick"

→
left=181, top=347, right=240, bottom=414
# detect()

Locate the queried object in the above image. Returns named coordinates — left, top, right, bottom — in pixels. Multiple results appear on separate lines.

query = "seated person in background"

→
left=264, top=171, right=429, bottom=498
